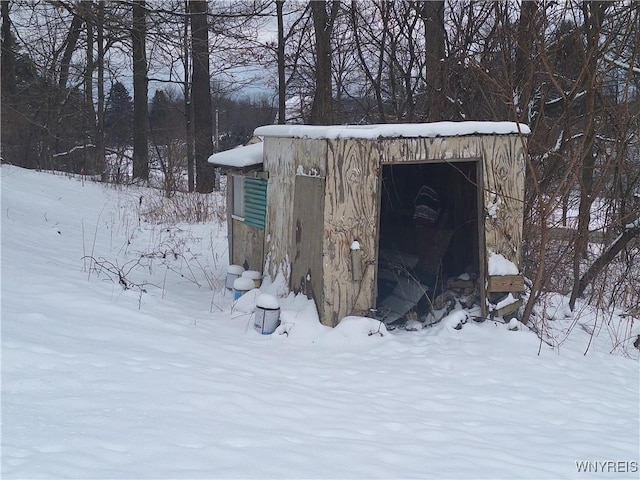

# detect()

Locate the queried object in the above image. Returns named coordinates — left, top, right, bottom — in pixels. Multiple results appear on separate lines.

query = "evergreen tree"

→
left=104, top=81, right=133, bottom=149
left=149, top=89, right=171, bottom=143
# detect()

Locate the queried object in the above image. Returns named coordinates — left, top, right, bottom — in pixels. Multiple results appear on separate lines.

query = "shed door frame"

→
left=374, top=157, right=487, bottom=319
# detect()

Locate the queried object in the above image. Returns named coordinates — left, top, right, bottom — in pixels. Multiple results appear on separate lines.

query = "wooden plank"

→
left=379, top=136, right=484, bottom=164
left=477, top=155, right=488, bottom=319
left=481, top=135, right=526, bottom=317
left=262, top=137, right=327, bottom=285
left=231, top=219, right=264, bottom=272
left=487, top=275, right=525, bottom=293
left=482, top=135, right=527, bottom=267
left=291, top=175, right=325, bottom=314
left=493, top=299, right=522, bottom=318
left=226, top=180, right=234, bottom=266
left=322, top=138, right=380, bottom=326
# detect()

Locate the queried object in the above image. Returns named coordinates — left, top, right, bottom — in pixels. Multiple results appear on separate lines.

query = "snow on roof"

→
left=207, top=122, right=529, bottom=168
left=254, top=121, right=530, bottom=140
left=207, top=142, right=263, bottom=168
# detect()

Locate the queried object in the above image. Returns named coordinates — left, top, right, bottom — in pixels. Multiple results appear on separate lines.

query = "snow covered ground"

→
left=2, top=165, right=638, bottom=479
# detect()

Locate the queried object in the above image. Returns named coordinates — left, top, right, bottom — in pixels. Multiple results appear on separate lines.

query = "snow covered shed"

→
left=209, top=122, right=530, bottom=327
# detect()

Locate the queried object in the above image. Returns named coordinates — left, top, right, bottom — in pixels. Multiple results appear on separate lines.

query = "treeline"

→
left=101, top=81, right=274, bottom=189
left=1, top=1, right=639, bottom=316
left=1, top=1, right=275, bottom=192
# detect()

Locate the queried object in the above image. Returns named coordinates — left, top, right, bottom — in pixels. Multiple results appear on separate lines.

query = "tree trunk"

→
left=132, top=0, right=149, bottom=181
left=53, top=10, right=83, bottom=171
left=190, top=0, right=215, bottom=193
left=84, top=6, right=97, bottom=175
left=521, top=202, right=550, bottom=326
left=277, top=0, right=286, bottom=124
left=569, top=2, right=608, bottom=311
left=309, top=1, right=339, bottom=125
left=1, top=0, right=15, bottom=95
left=58, top=14, right=84, bottom=91
left=420, top=0, right=446, bottom=121
left=183, top=0, right=194, bottom=192
left=574, top=223, right=640, bottom=301
left=96, top=0, right=106, bottom=180
left=514, top=0, right=539, bottom=122
left=349, top=1, right=388, bottom=123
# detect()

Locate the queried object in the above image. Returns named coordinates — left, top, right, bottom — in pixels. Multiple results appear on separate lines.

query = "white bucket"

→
left=241, top=270, right=263, bottom=288
left=254, top=294, right=280, bottom=335
left=226, top=265, right=245, bottom=290
left=233, top=277, right=255, bottom=300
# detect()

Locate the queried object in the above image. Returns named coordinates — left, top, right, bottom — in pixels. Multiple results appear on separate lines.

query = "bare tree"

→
left=1, top=0, right=15, bottom=95
left=276, top=0, right=286, bottom=124
left=132, top=0, right=149, bottom=181
left=183, top=0, right=195, bottom=191
left=96, top=0, right=106, bottom=180
left=348, top=1, right=390, bottom=122
left=416, top=0, right=446, bottom=121
left=189, top=0, right=214, bottom=193
left=309, top=0, right=339, bottom=124
left=1, top=0, right=16, bottom=162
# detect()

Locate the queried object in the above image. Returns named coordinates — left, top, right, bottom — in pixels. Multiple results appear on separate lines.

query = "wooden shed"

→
left=209, top=122, right=530, bottom=327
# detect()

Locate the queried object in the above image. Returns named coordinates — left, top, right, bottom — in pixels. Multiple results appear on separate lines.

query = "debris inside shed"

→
left=375, top=161, right=481, bottom=330
left=377, top=269, right=482, bottom=331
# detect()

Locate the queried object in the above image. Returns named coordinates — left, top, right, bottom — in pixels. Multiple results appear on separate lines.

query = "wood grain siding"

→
left=481, top=135, right=526, bottom=268
left=262, top=137, right=296, bottom=283
left=322, top=139, right=380, bottom=326
left=231, top=219, right=264, bottom=271
left=487, top=275, right=525, bottom=293
left=262, top=137, right=327, bottom=286
left=292, top=176, right=325, bottom=318
left=379, top=136, right=483, bottom=164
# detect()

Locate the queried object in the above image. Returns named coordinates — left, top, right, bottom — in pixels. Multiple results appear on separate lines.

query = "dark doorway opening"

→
left=376, top=161, right=480, bottom=326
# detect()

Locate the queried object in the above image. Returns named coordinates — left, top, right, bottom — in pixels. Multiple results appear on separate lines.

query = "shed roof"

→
left=254, top=121, right=530, bottom=140
left=208, top=122, right=530, bottom=169
left=207, top=141, right=263, bottom=168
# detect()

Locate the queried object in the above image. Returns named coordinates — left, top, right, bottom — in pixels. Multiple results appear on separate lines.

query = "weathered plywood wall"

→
left=322, top=139, right=380, bottom=326
left=291, top=176, right=325, bottom=314
left=480, top=136, right=526, bottom=267
left=231, top=219, right=264, bottom=271
left=263, top=137, right=327, bottom=287
left=379, top=136, right=483, bottom=164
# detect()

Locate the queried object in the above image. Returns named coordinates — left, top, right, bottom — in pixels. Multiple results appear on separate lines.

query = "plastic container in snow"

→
left=241, top=270, right=263, bottom=289
left=233, top=277, right=255, bottom=300
left=254, top=294, right=280, bottom=335
left=226, top=265, right=245, bottom=290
